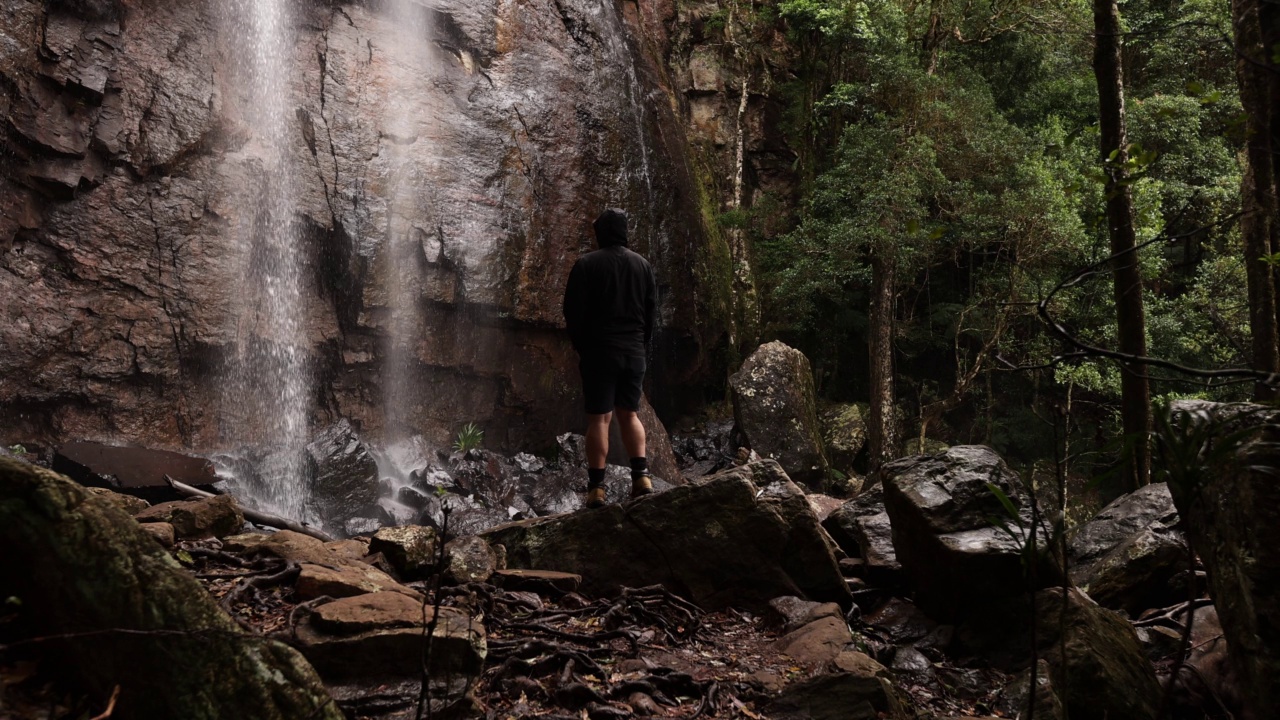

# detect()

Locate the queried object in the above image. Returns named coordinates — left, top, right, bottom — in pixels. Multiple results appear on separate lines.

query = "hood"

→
left=593, top=208, right=629, bottom=248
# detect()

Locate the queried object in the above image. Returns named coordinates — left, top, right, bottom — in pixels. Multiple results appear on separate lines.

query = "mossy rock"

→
left=0, top=457, right=342, bottom=720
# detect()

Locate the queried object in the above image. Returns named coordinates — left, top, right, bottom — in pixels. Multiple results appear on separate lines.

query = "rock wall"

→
left=0, top=0, right=730, bottom=453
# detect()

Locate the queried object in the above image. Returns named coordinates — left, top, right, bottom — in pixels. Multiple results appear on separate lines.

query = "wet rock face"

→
left=0, top=0, right=718, bottom=454
left=1068, top=482, right=1188, bottom=615
left=305, top=420, right=379, bottom=530
left=730, top=342, right=829, bottom=489
left=482, top=459, right=852, bottom=611
left=881, top=446, right=1058, bottom=621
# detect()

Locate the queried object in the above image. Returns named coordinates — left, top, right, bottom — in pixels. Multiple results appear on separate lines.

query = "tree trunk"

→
left=1093, top=0, right=1151, bottom=489
left=868, top=253, right=897, bottom=474
left=1233, top=0, right=1280, bottom=400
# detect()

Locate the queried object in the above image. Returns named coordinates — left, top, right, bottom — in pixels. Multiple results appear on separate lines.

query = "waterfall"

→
left=379, top=0, right=435, bottom=442
left=218, top=0, right=312, bottom=522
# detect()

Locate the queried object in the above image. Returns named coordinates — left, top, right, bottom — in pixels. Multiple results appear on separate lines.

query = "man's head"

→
left=593, top=208, right=629, bottom=248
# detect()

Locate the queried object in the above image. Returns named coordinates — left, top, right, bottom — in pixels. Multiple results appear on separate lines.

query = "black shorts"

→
left=579, top=353, right=646, bottom=415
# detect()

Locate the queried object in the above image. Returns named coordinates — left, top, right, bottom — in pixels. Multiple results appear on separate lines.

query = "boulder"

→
left=51, top=441, right=219, bottom=504
left=370, top=525, right=438, bottom=578
left=729, top=342, right=829, bottom=489
left=997, top=660, right=1065, bottom=720
left=134, top=494, right=244, bottom=539
left=881, top=446, right=1057, bottom=621
left=0, top=457, right=342, bottom=720
left=295, top=563, right=420, bottom=602
left=767, top=596, right=843, bottom=633
left=140, top=521, right=176, bottom=547
left=85, top=486, right=150, bottom=515
left=960, top=588, right=1160, bottom=720
left=765, top=671, right=909, bottom=720
left=305, top=420, right=379, bottom=530
left=1163, top=400, right=1280, bottom=719
left=1068, top=483, right=1188, bottom=615
left=772, top=616, right=853, bottom=667
left=293, top=592, right=486, bottom=682
left=822, top=485, right=902, bottom=585
left=819, top=402, right=868, bottom=474
left=483, top=460, right=852, bottom=611
left=445, top=535, right=498, bottom=584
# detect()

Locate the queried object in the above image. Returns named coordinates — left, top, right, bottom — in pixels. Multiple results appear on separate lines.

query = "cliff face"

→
left=1, top=0, right=728, bottom=452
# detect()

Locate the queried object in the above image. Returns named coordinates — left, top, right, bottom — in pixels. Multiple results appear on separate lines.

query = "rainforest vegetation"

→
left=713, top=0, right=1274, bottom=492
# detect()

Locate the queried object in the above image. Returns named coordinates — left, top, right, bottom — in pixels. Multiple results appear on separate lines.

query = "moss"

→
left=0, top=458, right=343, bottom=720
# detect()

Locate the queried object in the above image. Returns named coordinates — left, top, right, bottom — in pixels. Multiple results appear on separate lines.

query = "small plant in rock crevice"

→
left=452, top=423, right=484, bottom=453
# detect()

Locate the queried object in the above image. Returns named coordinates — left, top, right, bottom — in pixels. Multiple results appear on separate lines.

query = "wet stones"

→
left=134, top=494, right=244, bottom=540
left=1068, top=482, right=1188, bottom=615
left=730, top=342, right=830, bottom=489
left=369, top=525, right=438, bottom=578
left=881, top=446, right=1058, bottom=621
left=305, top=420, right=380, bottom=532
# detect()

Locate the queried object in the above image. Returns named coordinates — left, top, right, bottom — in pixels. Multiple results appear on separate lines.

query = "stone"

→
left=141, top=521, right=176, bottom=547
left=134, top=494, right=244, bottom=539
left=822, top=485, right=902, bottom=584
left=368, top=525, right=438, bottom=579
left=324, top=538, right=371, bottom=561
left=881, top=446, right=1057, bottom=621
left=833, top=650, right=888, bottom=677
left=294, top=563, right=421, bottom=602
left=0, top=457, right=342, bottom=719
left=483, top=460, right=851, bottom=610
left=1163, top=400, right=1280, bottom=719
left=51, top=441, right=218, bottom=504
left=863, top=597, right=938, bottom=645
left=772, top=616, right=853, bottom=667
left=960, top=588, right=1160, bottom=720
left=806, top=494, right=845, bottom=521
left=84, top=486, right=150, bottom=515
left=305, top=421, right=380, bottom=530
left=996, top=660, right=1065, bottom=720
left=1068, top=482, right=1188, bottom=615
left=293, top=593, right=485, bottom=682
left=766, top=596, right=843, bottom=633
left=729, top=342, right=829, bottom=489
left=765, top=671, right=909, bottom=720
left=818, top=402, right=869, bottom=474
left=491, top=569, right=582, bottom=597
left=901, top=437, right=950, bottom=456
left=445, top=535, right=498, bottom=584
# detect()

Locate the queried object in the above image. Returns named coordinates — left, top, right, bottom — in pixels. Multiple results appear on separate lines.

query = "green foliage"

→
left=453, top=423, right=485, bottom=453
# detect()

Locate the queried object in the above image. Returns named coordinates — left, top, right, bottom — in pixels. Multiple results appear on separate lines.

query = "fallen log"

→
left=164, top=475, right=333, bottom=542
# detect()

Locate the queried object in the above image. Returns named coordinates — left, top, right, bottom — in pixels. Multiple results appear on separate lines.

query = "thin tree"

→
left=1093, top=0, right=1151, bottom=488
left=1232, top=0, right=1280, bottom=400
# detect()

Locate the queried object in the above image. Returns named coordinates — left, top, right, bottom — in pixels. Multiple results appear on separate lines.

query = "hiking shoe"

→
left=631, top=472, right=654, bottom=499
left=585, top=486, right=607, bottom=509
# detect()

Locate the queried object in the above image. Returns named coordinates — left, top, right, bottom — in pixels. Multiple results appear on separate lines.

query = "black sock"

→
left=588, top=467, right=607, bottom=489
left=630, top=457, right=648, bottom=478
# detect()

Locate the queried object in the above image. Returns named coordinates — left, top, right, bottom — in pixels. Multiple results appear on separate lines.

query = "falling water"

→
left=219, top=0, right=312, bottom=521
left=379, top=0, right=435, bottom=442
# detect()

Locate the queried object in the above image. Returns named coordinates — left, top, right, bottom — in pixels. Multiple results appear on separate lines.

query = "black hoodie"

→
left=563, top=209, right=658, bottom=356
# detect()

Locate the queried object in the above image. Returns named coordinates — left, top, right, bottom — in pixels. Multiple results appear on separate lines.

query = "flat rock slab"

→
left=295, top=563, right=421, bottom=601
left=482, top=460, right=851, bottom=611
left=312, top=592, right=430, bottom=633
left=294, top=594, right=485, bottom=682
left=491, top=569, right=582, bottom=596
left=53, top=442, right=218, bottom=502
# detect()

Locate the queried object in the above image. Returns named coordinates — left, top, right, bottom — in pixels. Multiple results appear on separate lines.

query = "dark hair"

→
left=593, top=208, right=629, bottom=247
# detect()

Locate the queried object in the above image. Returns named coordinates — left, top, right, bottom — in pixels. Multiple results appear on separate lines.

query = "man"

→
left=563, top=208, right=659, bottom=508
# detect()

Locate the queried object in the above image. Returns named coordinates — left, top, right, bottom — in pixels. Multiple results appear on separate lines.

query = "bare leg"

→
left=615, top=408, right=646, bottom=460
left=586, top=412, right=613, bottom=469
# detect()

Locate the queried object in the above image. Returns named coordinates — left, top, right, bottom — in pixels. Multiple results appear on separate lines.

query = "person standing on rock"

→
left=563, top=208, right=658, bottom=508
